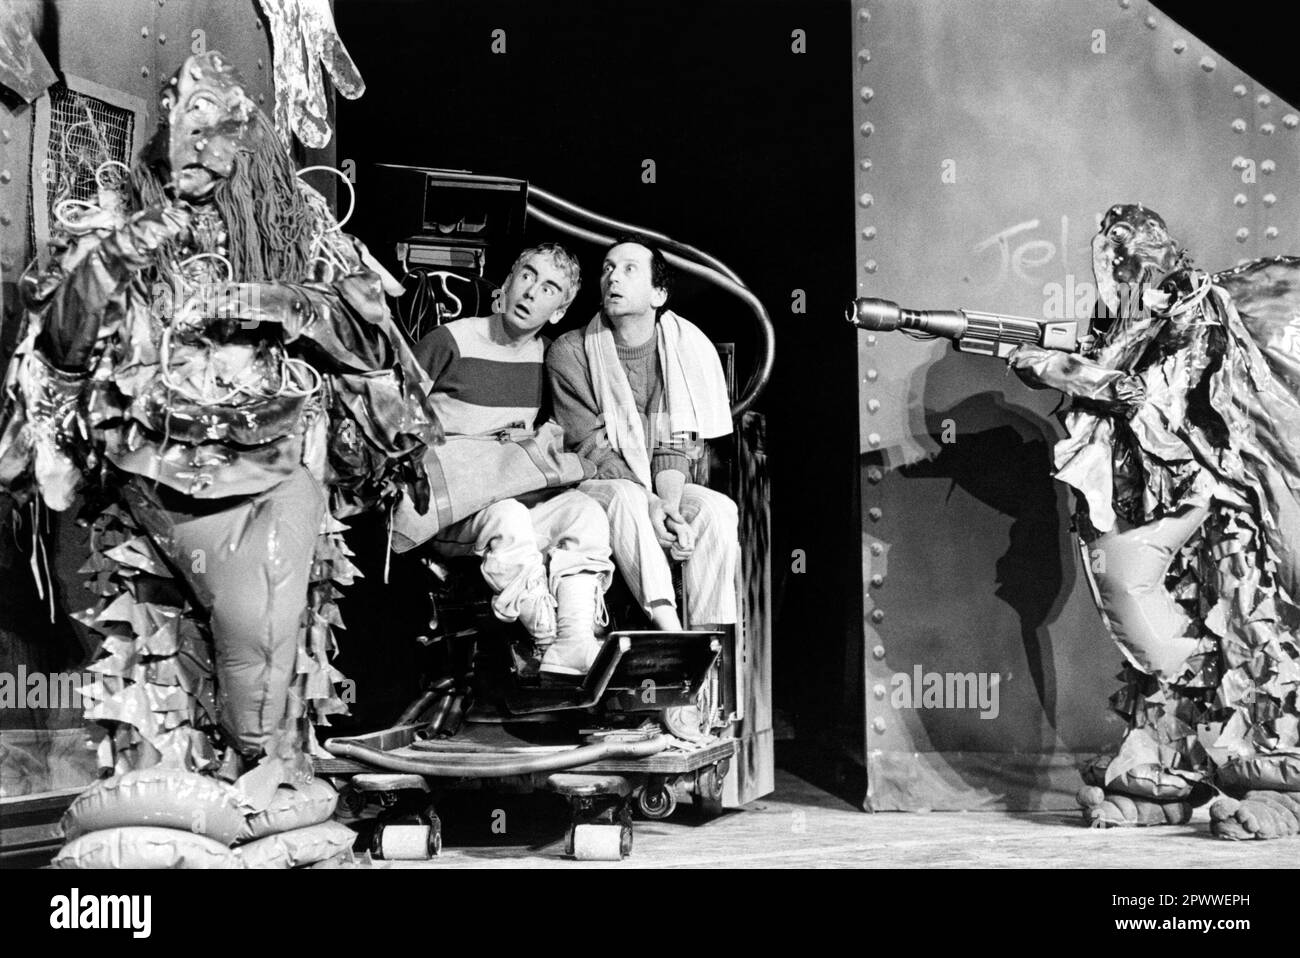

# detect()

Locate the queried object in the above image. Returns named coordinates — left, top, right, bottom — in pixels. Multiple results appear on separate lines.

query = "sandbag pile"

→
left=52, top=767, right=356, bottom=869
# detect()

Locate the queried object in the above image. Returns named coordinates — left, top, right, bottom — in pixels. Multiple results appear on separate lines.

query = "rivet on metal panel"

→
left=871, top=644, right=886, bottom=659
left=1144, top=15, right=1157, bottom=29
left=1264, top=193, right=1277, bottom=206
left=141, top=26, right=150, bottom=38
left=1118, top=0, right=1131, bottom=9
left=860, top=86, right=874, bottom=102
left=158, top=33, right=166, bottom=44
left=863, top=260, right=877, bottom=273
left=1171, top=40, right=1186, bottom=54
left=857, top=49, right=871, bottom=64
left=1, top=256, right=12, bottom=270
left=0, top=169, right=10, bottom=184
left=1198, top=57, right=1215, bottom=72
left=1266, top=227, right=1279, bottom=240
left=1284, top=114, right=1299, bottom=129
left=1233, top=84, right=1248, bottom=97
left=859, top=192, right=874, bottom=208
left=867, top=467, right=883, bottom=484
left=859, top=8, right=871, bottom=21
left=258, top=94, right=266, bottom=104
left=872, top=684, right=886, bottom=700
left=1231, top=155, right=1250, bottom=170
left=870, top=543, right=883, bottom=556
left=865, top=334, right=877, bottom=345
left=0, top=213, right=10, bottom=226
left=859, top=122, right=874, bottom=137
left=860, top=158, right=873, bottom=172
left=0, top=129, right=9, bottom=143
left=868, top=507, right=883, bottom=521
left=258, top=58, right=265, bottom=69
left=141, top=66, right=150, bottom=78
left=1233, top=194, right=1248, bottom=207
left=1236, top=228, right=1250, bottom=243
left=872, top=718, right=887, bottom=733
left=870, top=574, right=884, bottom=587
left=1257, top=93, right=1272, bottom=109
left=1231, top=119, right=1246, bottom=133
left=867, top=399, right=881, bottom=413
left=1260, top=122, right=1276, bottom=135
left=871, top=610, right=885, bottom=624
left=865, top=369, right=879, bottom=382
left=862, top=226, right=877, bottom=239
left=867, top=431, right=881, bottom=445
left=1261, top=160, right=1276, bottom=174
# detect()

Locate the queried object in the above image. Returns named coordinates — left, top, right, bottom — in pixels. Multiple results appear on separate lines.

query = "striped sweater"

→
left=413, top=315, right=544, bottom=436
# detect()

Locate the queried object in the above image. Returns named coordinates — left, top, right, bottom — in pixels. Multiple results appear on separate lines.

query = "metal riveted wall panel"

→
left=853, top=0, right=1299, bottom=811
left=0, top=94, right=34, bottom=341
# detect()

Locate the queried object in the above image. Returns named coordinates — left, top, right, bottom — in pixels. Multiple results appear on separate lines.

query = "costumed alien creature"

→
left=0, top=53, right=440, bottom=799
left=1008, top=204, right=1300, bottom=840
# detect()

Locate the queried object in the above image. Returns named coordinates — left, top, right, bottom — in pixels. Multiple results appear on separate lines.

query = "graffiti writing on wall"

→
left=969, top=214, right=1105, bottom=320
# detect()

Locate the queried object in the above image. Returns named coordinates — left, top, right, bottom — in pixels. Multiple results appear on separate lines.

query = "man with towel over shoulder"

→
left=546, top=235, right=739, bottom=635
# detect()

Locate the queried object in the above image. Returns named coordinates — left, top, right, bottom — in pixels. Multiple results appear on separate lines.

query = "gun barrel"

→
left=848, top=298, right=1079, bottom=356
left=848, top=298, right=968, bottom=339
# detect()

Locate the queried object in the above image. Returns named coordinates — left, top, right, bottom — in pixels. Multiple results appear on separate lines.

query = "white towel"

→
left=582, top=310, right=733, bottom=490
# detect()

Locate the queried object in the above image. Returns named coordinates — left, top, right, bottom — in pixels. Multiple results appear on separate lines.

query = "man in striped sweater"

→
left=412, top=245, right=614, bottom=677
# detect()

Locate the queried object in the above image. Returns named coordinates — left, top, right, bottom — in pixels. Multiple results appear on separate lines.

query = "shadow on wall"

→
left=870, top=347, right=1091, bottom=808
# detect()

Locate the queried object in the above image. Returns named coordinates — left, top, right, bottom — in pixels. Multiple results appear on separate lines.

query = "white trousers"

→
left=430, top=489, right=614, bottom=623
left=580, top=478, right=739, bottom=625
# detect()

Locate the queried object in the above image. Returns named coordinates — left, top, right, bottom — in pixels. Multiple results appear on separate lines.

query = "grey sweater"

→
left=546, top=325, right=699, bottom=484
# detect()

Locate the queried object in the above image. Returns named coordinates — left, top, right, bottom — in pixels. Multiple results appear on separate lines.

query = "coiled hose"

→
left=325, top=734, right=670, bottom=778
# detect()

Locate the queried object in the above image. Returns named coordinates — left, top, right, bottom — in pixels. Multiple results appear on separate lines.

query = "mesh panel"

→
left=41, top=84, right=136, bottom=216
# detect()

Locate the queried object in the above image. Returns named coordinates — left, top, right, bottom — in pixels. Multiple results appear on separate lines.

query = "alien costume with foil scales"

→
left=0, top=52, right=440, bottom=790
left=1009, top=205, right=1300, bottom=840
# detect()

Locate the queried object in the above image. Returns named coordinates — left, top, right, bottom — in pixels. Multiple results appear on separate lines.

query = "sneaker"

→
left=540, top=573, right=607, bottom=676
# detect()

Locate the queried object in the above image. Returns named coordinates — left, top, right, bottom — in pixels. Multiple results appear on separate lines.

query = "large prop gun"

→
left=847, top=297, right=1080, bottom=358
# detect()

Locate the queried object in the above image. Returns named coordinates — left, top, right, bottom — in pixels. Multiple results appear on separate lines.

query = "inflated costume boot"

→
left=515, top=572, right=557, bottom=645
left=540, top=573, right=607, bottom=676
left=1209, top=754, right=1300, bottom=839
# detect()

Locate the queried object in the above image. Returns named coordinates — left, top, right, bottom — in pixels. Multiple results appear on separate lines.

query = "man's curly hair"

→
left=507, top=243, right=582, bottom=307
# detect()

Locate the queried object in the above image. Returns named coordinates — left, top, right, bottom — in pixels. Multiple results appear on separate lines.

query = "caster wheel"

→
left=636, top=782, right=678, bottom=820
left=693, top=762, right=726, bottom=817
left=371, top=823, right=440, bottom=860
left=569, top=823, right=632, bottom=860
left=338, top=785, right=367, bottom=818
left=424, top=815, right=443, bottom=856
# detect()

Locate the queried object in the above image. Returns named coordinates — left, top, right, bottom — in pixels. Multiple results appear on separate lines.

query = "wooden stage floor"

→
left=380, top=768, right=1296, bottom=869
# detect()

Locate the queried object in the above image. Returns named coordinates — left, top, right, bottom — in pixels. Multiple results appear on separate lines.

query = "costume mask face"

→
left=1091, top=204, right=1183, bottom=319
left=158, top=51, right=260, bottom=199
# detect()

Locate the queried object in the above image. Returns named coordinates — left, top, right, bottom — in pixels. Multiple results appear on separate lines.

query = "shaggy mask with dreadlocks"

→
left=134, top=51, right=315, bottom=286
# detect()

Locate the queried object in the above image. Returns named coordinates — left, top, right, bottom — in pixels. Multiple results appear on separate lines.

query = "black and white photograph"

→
left=0, top=0, right=1295, bottom=931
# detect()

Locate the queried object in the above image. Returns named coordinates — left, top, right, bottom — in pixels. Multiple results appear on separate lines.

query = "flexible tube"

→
left=529, top=184, right=743, bottom=285
left=325, top=735, right=669, bottom=778
left=524, top=204, right=774, bottom=417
